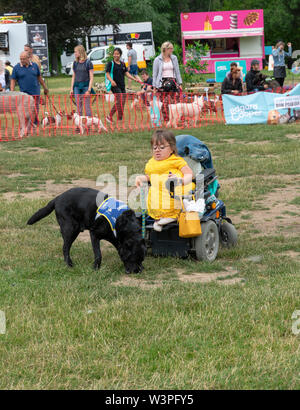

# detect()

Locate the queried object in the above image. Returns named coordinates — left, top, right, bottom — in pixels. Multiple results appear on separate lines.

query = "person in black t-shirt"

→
left=105, top=47, right=139, bottom=123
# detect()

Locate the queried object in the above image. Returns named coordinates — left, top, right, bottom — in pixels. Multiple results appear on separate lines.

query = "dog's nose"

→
left=134, top=265, right=143, bottom=274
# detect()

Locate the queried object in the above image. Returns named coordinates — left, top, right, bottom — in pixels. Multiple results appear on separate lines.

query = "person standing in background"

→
left=126, top=43, right=141, bottom=89
left=272, top=41, right=292, bottom=87
left=24, top=44, right=42, bottom=71
left=5, top=61, right=13, bottom=76
left=105, top=47, right=139, bottom=125
left=11, top=52, right=49, bottom=124
left=70, top=45, right=94, bottom=116
left=152, top=41, right=182, bottom=122
left=0, top=61, right=6, bottom=92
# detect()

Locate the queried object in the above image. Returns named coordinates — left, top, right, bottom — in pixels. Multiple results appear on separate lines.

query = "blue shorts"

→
left=129, top=64, right=138, bottom=76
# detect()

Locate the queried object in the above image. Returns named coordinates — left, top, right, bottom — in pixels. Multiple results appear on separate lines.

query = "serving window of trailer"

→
left=185, top=37, right=240, bottom=57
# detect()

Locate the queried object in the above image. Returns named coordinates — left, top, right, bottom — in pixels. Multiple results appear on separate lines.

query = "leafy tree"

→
left=0, top=0, right=124, bottom=71
left=184, top=41, right=209, bottom=83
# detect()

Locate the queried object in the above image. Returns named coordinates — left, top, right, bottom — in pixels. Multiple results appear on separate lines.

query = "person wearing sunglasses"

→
left=135, top=129, right=193, bottom=232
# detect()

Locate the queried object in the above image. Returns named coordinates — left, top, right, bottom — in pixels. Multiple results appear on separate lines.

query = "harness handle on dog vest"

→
left=140, top=182, right=147, bottom=239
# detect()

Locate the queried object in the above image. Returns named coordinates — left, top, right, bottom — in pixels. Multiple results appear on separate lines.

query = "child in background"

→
left=135, top=130, right=193, bottom=232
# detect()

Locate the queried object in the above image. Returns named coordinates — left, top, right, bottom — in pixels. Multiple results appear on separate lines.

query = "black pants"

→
left=275, top=77, right=285, bottom=87
left=274, top=66, right=286, bottom=87
left=109, top=86, right=126, bottom=120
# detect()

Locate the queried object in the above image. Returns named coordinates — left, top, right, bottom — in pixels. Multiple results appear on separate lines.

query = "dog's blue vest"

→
left=95, top=197, right=129, bottom=235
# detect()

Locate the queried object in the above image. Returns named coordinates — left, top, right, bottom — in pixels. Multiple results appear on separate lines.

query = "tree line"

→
left=1, top=0, right=299, bottom=71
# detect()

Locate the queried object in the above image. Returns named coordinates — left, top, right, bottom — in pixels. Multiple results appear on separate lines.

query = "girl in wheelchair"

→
left=135, top=130, right=194, bottom=231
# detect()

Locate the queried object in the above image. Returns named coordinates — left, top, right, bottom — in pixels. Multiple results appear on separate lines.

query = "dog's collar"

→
left=95, top=197, right=129, bottom=237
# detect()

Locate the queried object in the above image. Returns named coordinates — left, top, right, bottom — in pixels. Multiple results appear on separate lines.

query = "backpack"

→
left=105, top=61, right=114, bottom=92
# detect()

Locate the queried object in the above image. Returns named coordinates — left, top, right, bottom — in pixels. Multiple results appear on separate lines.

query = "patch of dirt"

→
left=23, top=147, right=50, bottom=153
left=286, top=134, right=300, bottom=140
left=245, top=141, right=271, bottom=146
left=113, top=267, right=245, bottom=289
left=278, top=251, right=300, bottom=261
left=113, top=276, right=164, bottom=290
left=234, top=179, right=300, bottom=237
left=221, top=138, right=237, bottom=144
left=7, top=173, right=26, bottom=178
left=220, top=139, right=271, bottom=146
left=1, top=179, right=98, bottom=201
left=175, top=267, right=244, bottom=285
left=2, top=179, right=134, bottom=201
left=250, top=154, right=280, bottom=158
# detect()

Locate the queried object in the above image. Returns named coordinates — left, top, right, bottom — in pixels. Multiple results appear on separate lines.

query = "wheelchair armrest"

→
left=201, top=167, right=216, bottom=180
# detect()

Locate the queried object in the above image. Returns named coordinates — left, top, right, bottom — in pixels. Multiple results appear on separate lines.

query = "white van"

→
left=65, top=44, right=146, bottom=75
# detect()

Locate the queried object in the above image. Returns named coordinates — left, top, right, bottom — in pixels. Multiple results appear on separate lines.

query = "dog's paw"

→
left=93, top=259, right=102, bottom=270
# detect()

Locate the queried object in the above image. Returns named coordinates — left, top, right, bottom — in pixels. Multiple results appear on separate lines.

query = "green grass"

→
left=30, top=70, right=300, bottom=96
left=289, top=196, right=300, bottom=206
left=0, top=123, right=300, bottom=389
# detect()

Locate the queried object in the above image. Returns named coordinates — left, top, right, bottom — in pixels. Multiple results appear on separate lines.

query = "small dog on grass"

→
left=72, top=113, right=107, bottom=134
left=27, top=187, right=146, bottom=273
left=41, top=111, right=64, bottom=128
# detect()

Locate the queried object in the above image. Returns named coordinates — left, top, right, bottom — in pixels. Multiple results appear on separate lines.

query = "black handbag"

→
left=160, top=78, right=179, bottom=92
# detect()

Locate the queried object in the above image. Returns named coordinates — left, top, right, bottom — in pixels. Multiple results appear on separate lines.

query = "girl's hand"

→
left=111, top=80, right=117, bottom=87
left=84, top=90, right=91, bottom=95
left=135, top=176, right=144, bottom=187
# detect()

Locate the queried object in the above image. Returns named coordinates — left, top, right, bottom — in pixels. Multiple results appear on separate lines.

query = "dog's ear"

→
left=90, top=215, right=110, bottom=234
left=115, top=209, right=141, bottom=239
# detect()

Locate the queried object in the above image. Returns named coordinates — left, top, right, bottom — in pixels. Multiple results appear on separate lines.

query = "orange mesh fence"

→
left=0, top=87, right=292, bottom=142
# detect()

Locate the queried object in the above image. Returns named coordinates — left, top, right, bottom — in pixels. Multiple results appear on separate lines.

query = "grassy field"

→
left=44, top=69, right=299, bottom=95
left=0, top=122, right=300, bottom=389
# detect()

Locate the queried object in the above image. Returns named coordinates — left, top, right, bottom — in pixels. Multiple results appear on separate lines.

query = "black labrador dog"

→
left=27, top=187, right=146, bottom=273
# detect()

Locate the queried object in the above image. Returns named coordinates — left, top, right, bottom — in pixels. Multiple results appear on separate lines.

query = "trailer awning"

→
left=182, top=29, right=263, bottom=40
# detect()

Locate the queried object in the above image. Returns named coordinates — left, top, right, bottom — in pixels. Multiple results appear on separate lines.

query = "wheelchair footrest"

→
left=150, top=226, right=190, bottom=258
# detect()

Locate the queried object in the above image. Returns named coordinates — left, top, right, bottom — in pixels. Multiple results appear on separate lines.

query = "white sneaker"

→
left=153, top=221, right=163, bottom=232
left=157, top=218, right=177, bottom=226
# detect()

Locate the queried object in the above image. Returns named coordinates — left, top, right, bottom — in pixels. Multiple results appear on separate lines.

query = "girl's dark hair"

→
left=151, top=129, right=178, bottom=155
left=114, top=47, right=123, bottom=56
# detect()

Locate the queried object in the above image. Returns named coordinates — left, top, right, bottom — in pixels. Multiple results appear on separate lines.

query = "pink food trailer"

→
left=181, top=9, right=265, bottom=73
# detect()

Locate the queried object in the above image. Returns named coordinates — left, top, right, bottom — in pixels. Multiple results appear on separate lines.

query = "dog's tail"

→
left=27, top=199, right=56, bottom=225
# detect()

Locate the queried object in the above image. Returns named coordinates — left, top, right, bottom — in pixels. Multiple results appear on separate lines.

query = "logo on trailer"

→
left=126, top=33, right=140, bottom=40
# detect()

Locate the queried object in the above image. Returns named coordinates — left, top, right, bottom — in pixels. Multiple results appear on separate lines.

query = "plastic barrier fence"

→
left=0, top=92, right=225, bottom=141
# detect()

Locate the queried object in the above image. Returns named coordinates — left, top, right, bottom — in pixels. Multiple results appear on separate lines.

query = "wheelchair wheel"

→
left=195, top=220, right=219, bottom=262
left=220, top=221, right=238, bottom=248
